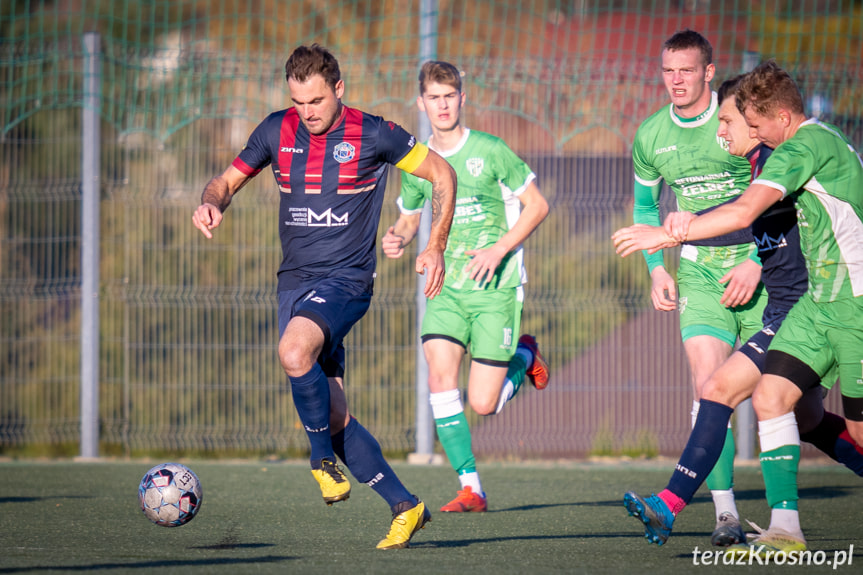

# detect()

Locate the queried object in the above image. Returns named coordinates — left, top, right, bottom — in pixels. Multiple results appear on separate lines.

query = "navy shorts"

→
left=739, top=303, right=791, bottom=373
left=278, top=277, right=372, bottom=378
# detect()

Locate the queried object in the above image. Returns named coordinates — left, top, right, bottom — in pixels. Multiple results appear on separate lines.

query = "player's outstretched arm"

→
left=664, top=183, right=782, bottom=242
left=381, top=213, right=421, bottom=259
left=192, top=165, right=251, bottom=239
left=465, top=181, right=549, bottom=284
left=401, top=149, right=456, bottom=298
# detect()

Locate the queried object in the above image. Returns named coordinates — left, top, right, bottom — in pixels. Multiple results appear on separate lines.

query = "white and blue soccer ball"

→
left=138, top=463, right=203, bottom=527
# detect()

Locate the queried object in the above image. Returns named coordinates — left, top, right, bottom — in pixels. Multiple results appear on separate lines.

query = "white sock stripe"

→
left=770, top=508, right=803, bottom=537
left=495, top=381, right=515, bottom=415
left=430, top=389, right=463, bottom=420
left=711, top=489, right=739, bottom=521
left=758, top=412, right=800, bottom=453
left=691, top=400, right=700, bottom=429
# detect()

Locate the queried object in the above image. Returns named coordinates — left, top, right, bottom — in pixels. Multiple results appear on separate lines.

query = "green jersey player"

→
left=649, top=60, right=863, bottom=556
left=382, top=60, right=549, bottom=512
left=630, top=29, right=768, bottom=547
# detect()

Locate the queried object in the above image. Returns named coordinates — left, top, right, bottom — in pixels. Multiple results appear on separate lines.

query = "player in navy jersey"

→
left=614, top=75, right=863, bottom=549
left=192, top=44, right=457, bottom=550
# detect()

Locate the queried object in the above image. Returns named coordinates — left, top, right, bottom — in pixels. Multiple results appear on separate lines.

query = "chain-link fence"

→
left=2, top=0, right=861, bottom=458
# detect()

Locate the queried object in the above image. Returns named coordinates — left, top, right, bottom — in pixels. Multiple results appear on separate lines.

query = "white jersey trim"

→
left=510, top=172, right=537, bottom=197
left=396, top=195, right=425, bottom=216
left=752, top=177, right=789, bottom=199
left=668, top=92, right=718, bottom=129
left=429, top=128, right=471, bottom=157
left=807, top=180, right=863, bottom=298
left=634, top=174, right=663, bottom=187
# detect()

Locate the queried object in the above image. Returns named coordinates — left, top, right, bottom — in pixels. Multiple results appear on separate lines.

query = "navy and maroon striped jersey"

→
left=746, top=143, right=808, bottom=312
left=233, top=105, right=419, bottom=290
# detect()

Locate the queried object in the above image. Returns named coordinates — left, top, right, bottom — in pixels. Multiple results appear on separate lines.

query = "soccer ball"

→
left=138, top=463, right=203, bottom=527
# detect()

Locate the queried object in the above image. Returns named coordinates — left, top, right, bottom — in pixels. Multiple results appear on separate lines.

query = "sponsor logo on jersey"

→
left=717, top=134, right=730, bottom=152
left=284, top=207, right=349, bottom=227
left=754, top=232, right=789, bottom=252
left=333, top=142, right=356, bottom=163
left=655, top=145, right=677, bottom=155
left=467, top=157, right=484, bottom=177
left=309, top=208, right=348, bottom=227
left=454, top=204, right=483, bottom=217
left=676, top=172, right=739, bottom=199
left=280, top=146, right=305, bottom=154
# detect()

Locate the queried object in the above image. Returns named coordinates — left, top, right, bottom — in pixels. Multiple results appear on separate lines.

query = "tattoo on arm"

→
left=430, top=182, right=443, bottom=226
left=428, top=179, right=453, bottom=250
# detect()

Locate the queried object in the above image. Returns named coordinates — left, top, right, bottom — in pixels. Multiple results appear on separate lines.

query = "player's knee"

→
left=702, top=375, right=755, bottom=409
left=752, top=385, right=791, bottom=420
left=467, top=394, right=497, bottom=416
left=278, top=343, right=314, bottom=377
left=701, top=376, right=733, bottom=405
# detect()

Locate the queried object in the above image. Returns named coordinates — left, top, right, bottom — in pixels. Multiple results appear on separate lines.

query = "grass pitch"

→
left=0, top=459, right=860, bottom=574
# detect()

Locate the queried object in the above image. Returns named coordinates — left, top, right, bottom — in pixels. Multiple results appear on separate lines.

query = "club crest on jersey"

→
left=467, top=158, right=484, bottom=177
left=333, top=142, right=356, bottom=163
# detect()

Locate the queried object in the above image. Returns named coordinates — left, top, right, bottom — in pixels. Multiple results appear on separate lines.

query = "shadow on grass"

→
left=0, top=555, right=294, bottom=573
left=409, top=530, right=713, bottom=549
left=690, top=485, right=854, bottom=504
left=491, top=498, right=622, bottom=512
left=484, top=485, right=859, bottom=514
left=0, top=495, right=93, bottom=504
left=192, top=542, right=276, bottom=551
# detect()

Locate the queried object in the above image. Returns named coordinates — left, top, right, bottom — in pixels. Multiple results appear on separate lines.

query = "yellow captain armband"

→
left=394, top=142, right=429, bottom=174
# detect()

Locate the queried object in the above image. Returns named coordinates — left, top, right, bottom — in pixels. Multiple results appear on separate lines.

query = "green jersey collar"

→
left=669, top=92, right=717, bottom=129
left=429, top=128, right=471, bottom=158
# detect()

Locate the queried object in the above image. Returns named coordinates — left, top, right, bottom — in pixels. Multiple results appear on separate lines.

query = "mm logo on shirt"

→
left=309, top=208, right=348, bottom=227
left=333, top=142, right=356, bottom=163
left=284, top=207, right=349, bottom=227
left=467, top=158, right=484, bottom=177
left=754, top=232, right=789, bottom=252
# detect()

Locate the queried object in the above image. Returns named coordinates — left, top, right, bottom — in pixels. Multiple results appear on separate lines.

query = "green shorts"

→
left=422, top=285, right=523, bottom=363
left=677, top=259, right=767, bottom=345
left=769, top=293, right=863, bottom=399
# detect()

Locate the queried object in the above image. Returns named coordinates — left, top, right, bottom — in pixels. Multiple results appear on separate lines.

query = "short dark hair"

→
left=285, top=44, right=341, bottom=90
left=418, top=60, right=462, bottom=95
left=736, top=60, right=804, bottom=117
left=717, top=74, right=745, bottom=106
left=663, top=29, right=713, bottom=67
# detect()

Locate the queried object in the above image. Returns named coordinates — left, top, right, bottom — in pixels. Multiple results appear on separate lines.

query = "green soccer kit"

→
left=632, top=92, right=766, bottom=344
left=755, top=119, right=863, bottom=400
left=399, top=128, right=534, bottom=361
left=753, top=118, right=863, bottom=517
